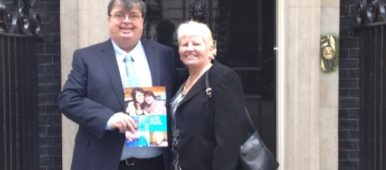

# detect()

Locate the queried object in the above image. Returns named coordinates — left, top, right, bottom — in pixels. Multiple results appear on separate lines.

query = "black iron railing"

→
left=0, top=0, right=40, bottom=169
left=356, top=1, right=386, bottom=170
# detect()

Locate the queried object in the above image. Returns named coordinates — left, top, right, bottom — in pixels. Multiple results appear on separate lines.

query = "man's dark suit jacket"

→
left=59, top=39, right=175, bottom=170
left=172, top=61, right=248, bottom=170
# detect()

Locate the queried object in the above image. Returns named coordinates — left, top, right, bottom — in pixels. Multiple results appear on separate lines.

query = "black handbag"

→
left=240, top=108, right=279, bottom=170
left=204, top=71, right=279, bottom=170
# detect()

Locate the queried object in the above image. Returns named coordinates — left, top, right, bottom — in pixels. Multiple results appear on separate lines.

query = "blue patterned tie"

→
left=123, top=55, right=138, bottom=87
left=122, top=55, right=137, bottom=160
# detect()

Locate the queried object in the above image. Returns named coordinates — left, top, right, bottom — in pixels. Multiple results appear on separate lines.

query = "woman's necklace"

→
left=182, top=63, right=213, bottom=95
left=182, top=76, right=192, bottom=94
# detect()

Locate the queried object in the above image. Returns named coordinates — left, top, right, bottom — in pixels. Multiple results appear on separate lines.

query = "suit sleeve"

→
left=59, top=50, right=114, bottom=139
left=212, top=69, right=247, bottom=170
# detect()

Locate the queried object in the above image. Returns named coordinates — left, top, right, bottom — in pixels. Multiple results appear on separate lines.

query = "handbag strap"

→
left=204, top=72, right=256, bottom=132
left=243, top=107, right=256, bottom=132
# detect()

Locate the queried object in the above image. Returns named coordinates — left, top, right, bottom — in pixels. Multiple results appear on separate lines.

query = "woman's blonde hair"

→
left=176, top=20, right=217, bottom=58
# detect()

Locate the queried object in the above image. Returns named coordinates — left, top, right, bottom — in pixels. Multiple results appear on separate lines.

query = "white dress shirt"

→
left=111, top=40, right=163, bottom=159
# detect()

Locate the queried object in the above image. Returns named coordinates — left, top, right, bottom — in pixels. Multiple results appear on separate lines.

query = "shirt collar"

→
left=111, top=39, right=144, bottom=61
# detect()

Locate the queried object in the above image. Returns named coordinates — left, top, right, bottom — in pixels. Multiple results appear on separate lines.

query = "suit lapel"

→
left=178, top=77, right=206, bottom=107
left=142, top=40, right=160, bottom=85
left=98, top=40, right=125, bottom=110
left=176, top=65, right=214, bottom=108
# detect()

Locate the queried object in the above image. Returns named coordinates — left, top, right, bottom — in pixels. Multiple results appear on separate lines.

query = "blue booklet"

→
left=124, top=86, right=168, bottom=147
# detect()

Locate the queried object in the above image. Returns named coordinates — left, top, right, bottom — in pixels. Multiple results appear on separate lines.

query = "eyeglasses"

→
left=110, top=13, right=142, bottom=22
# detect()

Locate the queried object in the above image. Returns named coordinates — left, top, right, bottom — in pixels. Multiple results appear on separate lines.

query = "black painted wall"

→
left=34, top=0, right=62, bottom=169
left=339, top=0, right=361, bottom=169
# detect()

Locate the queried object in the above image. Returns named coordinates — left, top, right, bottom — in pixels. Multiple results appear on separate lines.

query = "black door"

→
left=144, top=0, right=276, bottom=155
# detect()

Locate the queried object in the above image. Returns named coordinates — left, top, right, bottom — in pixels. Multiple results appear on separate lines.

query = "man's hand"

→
left=107, top=112, right=137, bottom=133
left=125, top=130, right=137, bottom=141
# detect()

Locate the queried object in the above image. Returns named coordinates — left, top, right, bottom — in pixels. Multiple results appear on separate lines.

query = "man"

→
left=59, top=0, right=175, bottom=169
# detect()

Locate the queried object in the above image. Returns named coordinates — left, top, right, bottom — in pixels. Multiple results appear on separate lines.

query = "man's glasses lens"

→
left=111, top=13, right=140, bottom=21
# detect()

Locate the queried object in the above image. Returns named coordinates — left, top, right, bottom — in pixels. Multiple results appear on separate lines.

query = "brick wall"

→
left=339, top=0, right=361, bottom=169
left=34, top=0, right=62, bottom=169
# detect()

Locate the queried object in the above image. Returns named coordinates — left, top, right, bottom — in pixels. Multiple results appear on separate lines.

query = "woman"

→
left=170, top=20, right=248, bottom=170
left=126, top=87, right=146, bottom=115
left=144, top=90, right=166, bottom=114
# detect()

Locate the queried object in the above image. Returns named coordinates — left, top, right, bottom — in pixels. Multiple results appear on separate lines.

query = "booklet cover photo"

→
left=124, top=86, right=168, bottom=147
